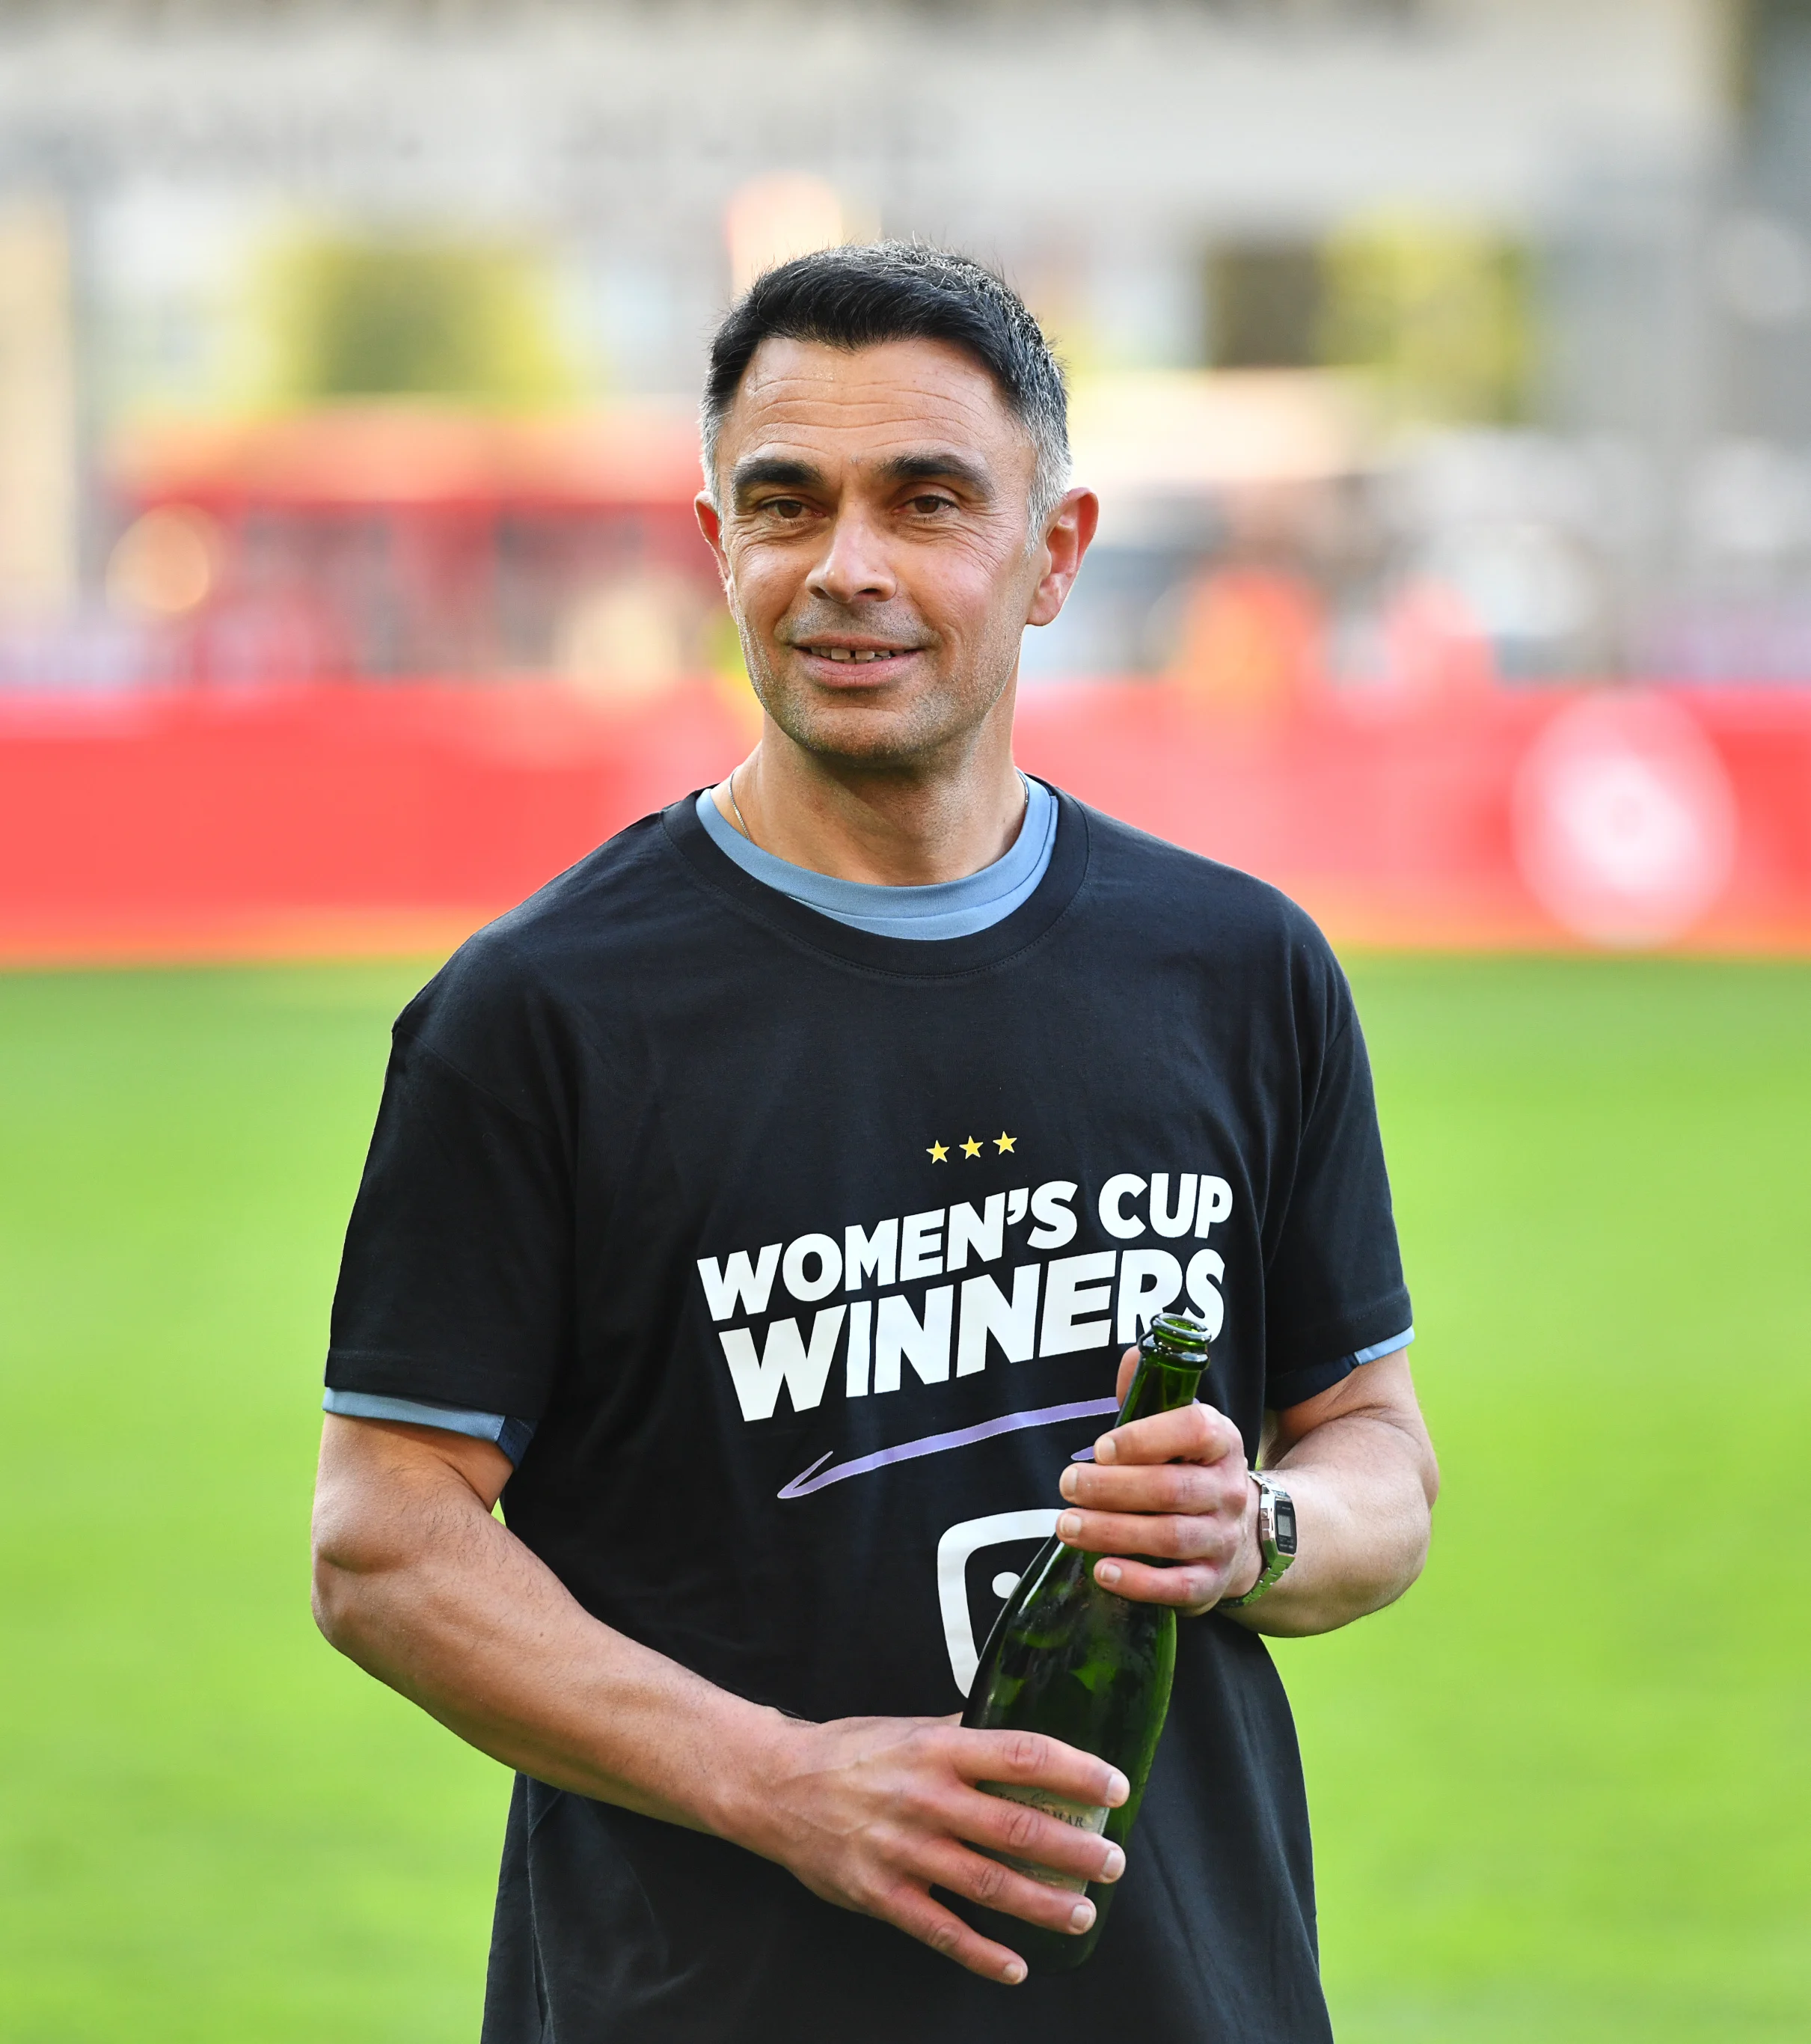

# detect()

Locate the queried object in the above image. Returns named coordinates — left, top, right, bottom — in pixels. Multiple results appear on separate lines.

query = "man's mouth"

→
left=800, top=644, right=919, bottom=665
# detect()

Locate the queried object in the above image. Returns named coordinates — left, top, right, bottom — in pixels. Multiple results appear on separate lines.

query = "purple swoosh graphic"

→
left=776, top=1395, right=1121, bottom=1502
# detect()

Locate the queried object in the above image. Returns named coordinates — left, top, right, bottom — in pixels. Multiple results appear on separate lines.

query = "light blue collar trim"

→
left=694, top=777, right=1057, bottom=940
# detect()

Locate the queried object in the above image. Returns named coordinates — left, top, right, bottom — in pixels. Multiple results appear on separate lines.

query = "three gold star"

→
left=926, top=1131, right=1015, bottom=1160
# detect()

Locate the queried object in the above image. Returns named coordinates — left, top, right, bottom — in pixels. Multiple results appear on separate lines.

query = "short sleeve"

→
left=1262, top=956, right=1411, bottom=1407
left=325, top=961, right=573, bottom=1424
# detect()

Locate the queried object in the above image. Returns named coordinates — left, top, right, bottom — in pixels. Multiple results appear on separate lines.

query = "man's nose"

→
left=807, top=508, right=897, bottom=607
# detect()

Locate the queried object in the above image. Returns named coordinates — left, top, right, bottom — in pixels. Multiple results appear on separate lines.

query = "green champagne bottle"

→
left=957, top=1309, right=1214, bottom=1973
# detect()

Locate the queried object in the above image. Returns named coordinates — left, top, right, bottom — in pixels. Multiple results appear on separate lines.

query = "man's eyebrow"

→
left=730, top=456, right=827, bottom=503
left=729, top=448, right=996, bottom=504
left=877, top=451, right=996, bottom=498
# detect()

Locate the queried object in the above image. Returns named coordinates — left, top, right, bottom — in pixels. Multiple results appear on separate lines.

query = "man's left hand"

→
left=1054, top=1347, right=1261, bottom=1614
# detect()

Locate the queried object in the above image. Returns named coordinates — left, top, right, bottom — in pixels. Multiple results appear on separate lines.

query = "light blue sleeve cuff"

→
left=1352, top=1327, right=1415, bottom=1365
left=322, top=1388, right=535, bottom=1465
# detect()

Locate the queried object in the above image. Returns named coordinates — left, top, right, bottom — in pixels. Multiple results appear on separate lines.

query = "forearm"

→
left=313, top=1416, right=1136, bottom=1986
left=1222, top=1399, right=1438, bottom=1638
left=311, top=1420, right=782, bottom=1841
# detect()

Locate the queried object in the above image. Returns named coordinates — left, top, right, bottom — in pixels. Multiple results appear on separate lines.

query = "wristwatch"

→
left=1219, top=1472, right=1297, bottom=1609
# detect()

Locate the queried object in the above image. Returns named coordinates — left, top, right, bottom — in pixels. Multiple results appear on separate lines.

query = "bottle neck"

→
left=1115, top=1346, right=1207, bottom=1429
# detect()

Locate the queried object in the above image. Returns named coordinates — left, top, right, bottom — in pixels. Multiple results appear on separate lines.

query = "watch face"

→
left=1273, top=1496, right=1298, bottom=1555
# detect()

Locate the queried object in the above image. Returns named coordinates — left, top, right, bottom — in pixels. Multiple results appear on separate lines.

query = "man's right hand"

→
left=728, top=1714, right=1128, bottom=1985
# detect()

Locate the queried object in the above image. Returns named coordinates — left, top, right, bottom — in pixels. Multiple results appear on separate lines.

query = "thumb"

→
left=1114, top=1346, right=1138, bottom=1405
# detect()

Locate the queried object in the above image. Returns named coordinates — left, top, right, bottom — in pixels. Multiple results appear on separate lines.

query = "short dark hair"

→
left=701, top=242, right=1070, bottom=527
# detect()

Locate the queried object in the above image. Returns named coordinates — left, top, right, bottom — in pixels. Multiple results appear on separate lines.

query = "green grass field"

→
left=1, top=957, right=1806, bottom=2041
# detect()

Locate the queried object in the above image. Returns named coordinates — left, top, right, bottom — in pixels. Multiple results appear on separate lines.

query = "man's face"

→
left=697, top=337, right=1090, bottom=769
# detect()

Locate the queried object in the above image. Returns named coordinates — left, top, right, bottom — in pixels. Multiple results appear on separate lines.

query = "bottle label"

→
left=977, top=1782, right=1110, bottom=1894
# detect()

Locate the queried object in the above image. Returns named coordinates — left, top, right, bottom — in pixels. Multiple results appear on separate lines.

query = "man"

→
left=312, top=243, right=1437, bottom=2043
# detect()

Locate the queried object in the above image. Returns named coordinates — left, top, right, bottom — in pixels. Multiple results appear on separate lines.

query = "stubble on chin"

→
left=755, top=683, right=959, bottom=768
left=744, top=643, right=1019, bottom=772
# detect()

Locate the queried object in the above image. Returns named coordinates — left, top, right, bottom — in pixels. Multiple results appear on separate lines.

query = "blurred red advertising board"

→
left=0, top=679, right=1807, bottom=966
left=1018, top=683, right=1811, bottom=954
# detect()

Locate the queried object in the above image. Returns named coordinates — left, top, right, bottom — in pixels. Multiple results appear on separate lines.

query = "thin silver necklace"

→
left=727, top=768, right=1030, bottom=862
left=727, top=766, right=756, bottom=848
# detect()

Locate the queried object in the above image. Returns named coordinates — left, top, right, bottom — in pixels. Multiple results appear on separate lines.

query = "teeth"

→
left=819, top=647, right=896, bottom=662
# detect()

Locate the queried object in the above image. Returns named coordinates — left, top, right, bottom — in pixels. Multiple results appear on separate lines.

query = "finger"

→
left=954, top=1786, right=1128, bottom=1886
left=949, top=1727, right=1129, bottom=1811
left=880, top=1881, right=1035, bottom=1984
left=1084, top=1553, right=1228, bottom=1608
left=1057, top=1506, right=1234, bottom=1564
left=927, top=1837, right=1106, bottom=1938
left=1060, top=1457, right=1237, bottom=1516
left=1095, top=1400, right=1242, bottom=1468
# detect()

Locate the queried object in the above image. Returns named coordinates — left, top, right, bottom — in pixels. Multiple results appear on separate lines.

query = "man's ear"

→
left=1026, top=487, right=1100, bottom=628
left=695, top=492, right=731, bottom=585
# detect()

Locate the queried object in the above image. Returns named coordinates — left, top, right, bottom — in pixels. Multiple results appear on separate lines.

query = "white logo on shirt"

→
left=935, top=1509, right=1061, bottom=1695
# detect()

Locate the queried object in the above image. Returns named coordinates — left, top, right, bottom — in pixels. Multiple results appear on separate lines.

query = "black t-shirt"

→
left=327, top=788, right=1410, bottom=2044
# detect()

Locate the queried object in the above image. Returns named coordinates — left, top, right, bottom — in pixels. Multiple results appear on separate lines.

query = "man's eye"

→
left=762, top=498, right=809, bottom=520
left=906, top=495, right=955, bottom=516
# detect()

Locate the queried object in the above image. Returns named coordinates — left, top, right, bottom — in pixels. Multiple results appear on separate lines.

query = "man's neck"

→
left=710, top=718, right=1030, bottom=887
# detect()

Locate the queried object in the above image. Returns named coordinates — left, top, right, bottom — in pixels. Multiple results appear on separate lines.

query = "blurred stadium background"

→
left=0, top=3, right=1806, bottom=2040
